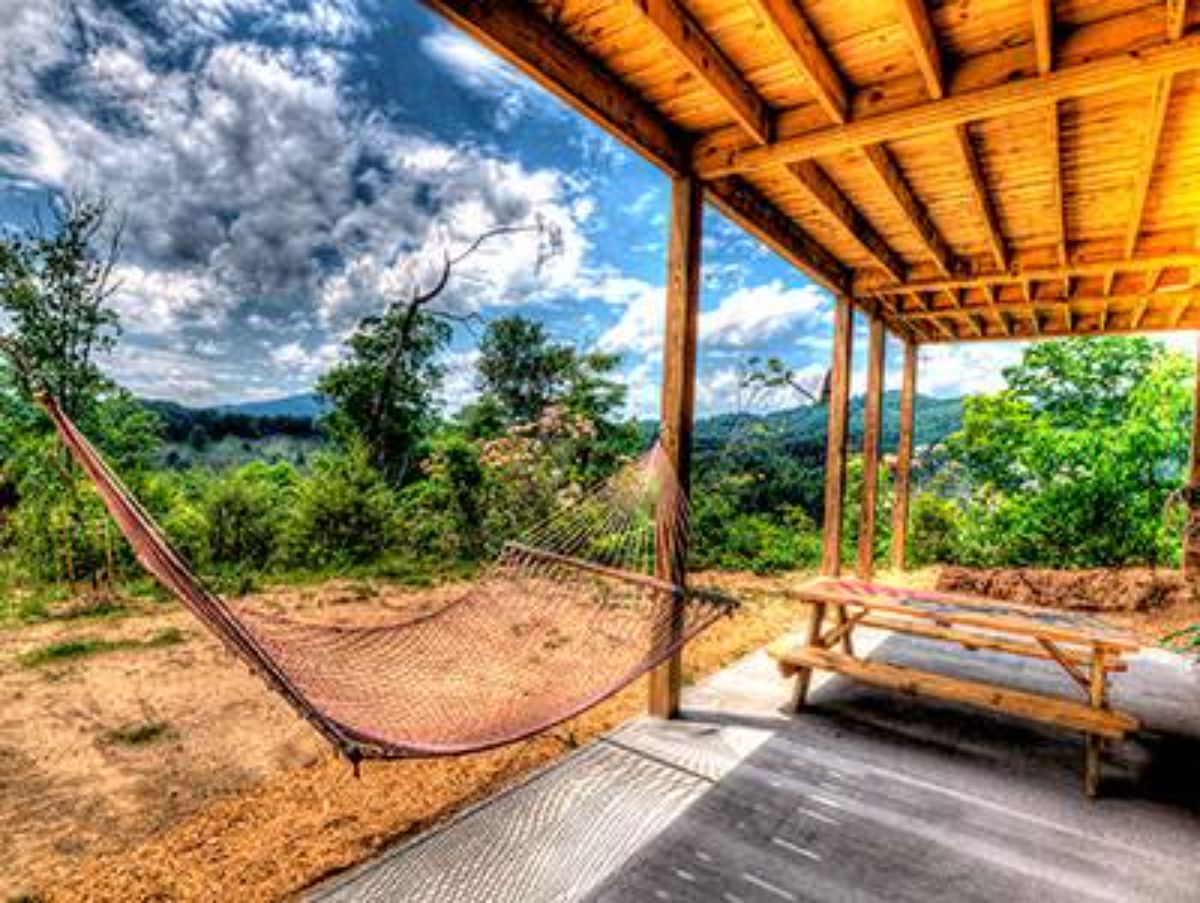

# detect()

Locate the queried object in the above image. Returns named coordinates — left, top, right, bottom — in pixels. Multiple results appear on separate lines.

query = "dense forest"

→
left=0, top=199, right=1195, bottom=626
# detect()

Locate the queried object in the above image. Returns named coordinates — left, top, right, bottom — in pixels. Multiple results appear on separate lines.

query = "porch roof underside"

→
left=423, top=0, right=1200, bottom=345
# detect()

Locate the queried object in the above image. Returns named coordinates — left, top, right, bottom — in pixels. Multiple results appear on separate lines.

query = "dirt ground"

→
left=1, top=567, right=1195, bottom=902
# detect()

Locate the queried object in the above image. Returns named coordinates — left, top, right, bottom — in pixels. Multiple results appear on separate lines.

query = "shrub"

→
left=202, top=462, right=295, bottom=569
left=285, top=443, right=396, bottom=567
left=908, top=492, right=963, bottom=567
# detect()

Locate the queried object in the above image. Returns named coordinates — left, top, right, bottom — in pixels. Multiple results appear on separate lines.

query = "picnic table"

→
left=768, top=576, right=1141, bottom=797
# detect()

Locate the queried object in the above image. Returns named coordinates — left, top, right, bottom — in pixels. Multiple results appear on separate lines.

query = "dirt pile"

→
left=937, top=566, right=1197, bottom=612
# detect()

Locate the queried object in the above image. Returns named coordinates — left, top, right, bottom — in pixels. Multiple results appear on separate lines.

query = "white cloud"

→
left=596, top=279, right=831, bottom=359
left=0, top=3, right=603, bottom=403
left=701, top=281, right=828, bottom=350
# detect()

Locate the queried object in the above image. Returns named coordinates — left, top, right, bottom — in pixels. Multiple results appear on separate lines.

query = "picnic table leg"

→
left=833, top=604, right=854, bottom=655
left=1084, top=647, right=1109, bottom=798
left=791, top=602, right=827, bottom=712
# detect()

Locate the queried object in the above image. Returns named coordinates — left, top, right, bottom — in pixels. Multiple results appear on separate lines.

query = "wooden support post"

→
left=812, top=295, right=854, bottom=663
left=822, top=296, right=854, bottom=575
left=1085, top=646, right=1109, bottom=798
left=892, top=341, right=917, bottom=570
left=1186, top=332, right=1200, bottom=580
left=857, top=316, right=886, bottom=579
left=649, top=175, right=702, bottom=720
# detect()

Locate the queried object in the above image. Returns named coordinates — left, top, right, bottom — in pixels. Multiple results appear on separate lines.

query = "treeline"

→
left=146, top=399, right=322, bottom=446
left=0, top=199, right=1194, bottom=615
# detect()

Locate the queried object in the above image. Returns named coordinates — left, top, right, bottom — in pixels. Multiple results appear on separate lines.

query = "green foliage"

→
left=102, top=720, right=174, bottom=746
left=929, top=337, right=1190, bottom=568
left=200, top=462, right=296, bottom=569
left=908, top=491, right=963, bottom=567
left=318, top=307, right=451, bottom=484
left=17, top=627, right=183, bottom=667
left=284, top=443, right=396, bottom=567
left=0, top=196, right=120, bottom=417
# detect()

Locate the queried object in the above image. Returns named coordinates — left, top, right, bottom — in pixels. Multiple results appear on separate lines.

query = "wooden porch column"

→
left=821, top=295, right=854, bottom=575
left=857, top=316, right=886, bottom=578
left=649, top=174, right=702, bottom=719
left=794, top=293, right=854, bottom=707
left=1186, top=333, right=1200, bottom=578
left=891, top=340, right=918, bottom=571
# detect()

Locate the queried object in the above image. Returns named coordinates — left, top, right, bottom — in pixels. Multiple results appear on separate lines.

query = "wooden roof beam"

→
left=1168, top=1, right=1190, bottom=41
left=632, top=0, right=772, bottom=143
left=694, top=35, right=1200, bottom=178
left=901, top=289, right=1200, bottom=322
left=1126, top=74, right=1175, bottom=258
left=862, top=144, right=957, bottom=278
left=857, top=250, right=1200, bottom=296
left=746, top=0, right=847, bottom=123
left=706, top=176, right=849, bottom=293
left=893, top=0, right=944, bottom=99
left=786, top=160, right=907, bottom=283
left=1048, top=105, right=1067, bottom=266
left=1032, top=1, right=1054, bottom=74
left=420, top=0, right=688, bottom=176
left=951, top=124, right=1007, bottom=272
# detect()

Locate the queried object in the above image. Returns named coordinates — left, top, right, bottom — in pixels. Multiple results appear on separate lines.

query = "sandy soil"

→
left=2, top=567, right=1195, bottom=902
left=0, top=571, right=817, bottom=902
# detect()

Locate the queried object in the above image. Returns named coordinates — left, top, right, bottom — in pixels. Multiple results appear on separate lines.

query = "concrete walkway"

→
left=309, top=629, right=1200, bottom=902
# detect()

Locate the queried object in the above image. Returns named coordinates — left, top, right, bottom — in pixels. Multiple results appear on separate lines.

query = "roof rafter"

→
left=893, top=0, right=944, bottom=99
left=862, top=144, right=957, bottom=278
left=631, top=0, right=772, bottom=143
left=951, top=123, right=1007, bottom=271
left=1168, top=1, right=1190, bottom=41
left=694, top=36, right=1200, bottom=178
left=1047, top=105, right=1067, bottom=265
left=1126, top=73, right=1175, bottom=258
left=1032, top=0, right=1053, bottom=74
left=745, top=0, right=847, bottom=123
left=787, top=160, right=907, bottom=283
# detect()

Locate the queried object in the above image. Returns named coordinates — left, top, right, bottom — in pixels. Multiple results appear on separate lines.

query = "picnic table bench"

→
left=768, top=577, right=1141, bottom=797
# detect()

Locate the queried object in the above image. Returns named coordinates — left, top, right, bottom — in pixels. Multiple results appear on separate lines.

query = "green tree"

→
left=476, top=316, right=572, bottom=424
left=936, top=338, right=1190, bottom=568
left=0, top=196, right=161, bottom=587
left=0, top=195, right=121, bottom=417
left=319, top=308, right=451, bottom=485
left=320, top=223, right=559, bottom=484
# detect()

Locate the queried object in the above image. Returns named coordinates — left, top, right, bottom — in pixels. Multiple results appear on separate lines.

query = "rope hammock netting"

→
left=33, top=391, right=737, bottom=764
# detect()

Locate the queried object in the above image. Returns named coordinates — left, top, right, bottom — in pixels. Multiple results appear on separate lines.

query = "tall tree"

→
left=320, top=220, right=561, bottom=484
left=0, top=195, right=122, bottom=418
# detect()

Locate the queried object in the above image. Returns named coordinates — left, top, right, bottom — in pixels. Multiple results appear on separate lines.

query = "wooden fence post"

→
left=892, top=340, right=918, bottom=571
left=857, top=316, right=886, bottom=578
left=649, top=174, right=702, bottom=719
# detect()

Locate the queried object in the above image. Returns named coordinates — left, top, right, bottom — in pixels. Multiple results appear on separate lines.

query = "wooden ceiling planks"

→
left=423, top=0, right=1200, bottom=343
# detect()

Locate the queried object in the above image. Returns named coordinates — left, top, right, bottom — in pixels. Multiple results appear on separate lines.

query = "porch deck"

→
left=311, top=628, right=1200, bottom=902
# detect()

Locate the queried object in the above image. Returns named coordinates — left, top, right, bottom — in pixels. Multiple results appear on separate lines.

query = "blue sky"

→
left=0, top=0, right=1031, bottom=413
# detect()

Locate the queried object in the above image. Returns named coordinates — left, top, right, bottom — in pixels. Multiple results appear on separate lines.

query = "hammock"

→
left=35, top=393, right=737, bottom=763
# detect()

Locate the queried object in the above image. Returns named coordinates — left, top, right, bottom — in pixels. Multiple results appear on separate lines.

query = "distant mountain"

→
left=692, top=391, right=964, bottom=453
left=215, top=392, right=330, bottom=419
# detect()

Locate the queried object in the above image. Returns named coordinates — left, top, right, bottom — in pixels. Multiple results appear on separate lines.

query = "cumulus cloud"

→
left=597, top=280, right=831, bottom=358
left=0, top=0, right=599, bottom=403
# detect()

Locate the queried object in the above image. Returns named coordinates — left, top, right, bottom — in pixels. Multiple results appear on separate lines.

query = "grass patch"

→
left=18, top=627, right=185, bottom=668
left=103, top=720, right=174, bottom=746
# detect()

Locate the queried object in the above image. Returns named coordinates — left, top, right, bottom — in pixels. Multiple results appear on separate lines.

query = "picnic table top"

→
left=792, top=576, right=1139, bottom=652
